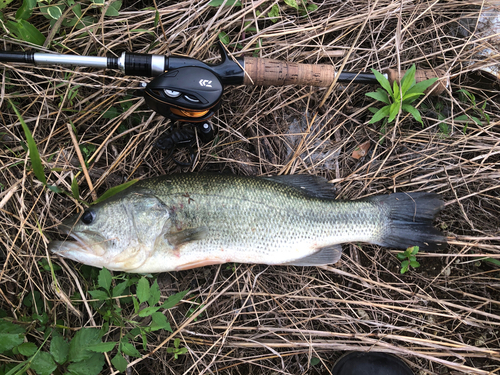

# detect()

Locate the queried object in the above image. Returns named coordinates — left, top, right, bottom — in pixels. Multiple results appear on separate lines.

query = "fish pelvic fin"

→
left=367, top=192, right=446, bottom=251
left=281, top=244, right=342, bottom=266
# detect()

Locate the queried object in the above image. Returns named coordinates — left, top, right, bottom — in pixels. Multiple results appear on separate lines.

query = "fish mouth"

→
left=49, top=224, right=105, bottom=257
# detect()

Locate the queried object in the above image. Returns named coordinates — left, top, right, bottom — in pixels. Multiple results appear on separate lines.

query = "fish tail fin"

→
left=367, top=192, right=446, bottom=251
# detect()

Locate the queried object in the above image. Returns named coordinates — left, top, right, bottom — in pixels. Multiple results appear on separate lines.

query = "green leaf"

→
left=104, top=0, right=121, bottom=16
left=410, top=246, right=419, bottom=255
left=98, top=268, right=112, bottom=291
left=50, top=334, right=69, bottom=365
left=72, top=3, right=82, bottom=17
left=218, top=31, right=229, bottom=45
left=208, top=0, right=241, bottom=6
left=160, top=290, right=189, bottom=310
left=405, top=78, right=437, bottom=97
left=410, top=260, right=420, bottom=268
left=67, top=352, right=105, bottom=375
left=138, top=306, right=160, bottom=317
left=120, top=342, right=141, bottom=358
left=471, top=116, right=482, bottom=126
left=71, top=177, right=80, bottom=199
left=47, top=5, right=63, bottom=19
left=9, top=100, right=46, bottom=185
left=15, top=0, right=36, bottom=20
left=365, top=89, right=390, bottom=105
left=91, top=179, right=138, bottom=205
left=68, top=328, right=102, bottom=362
left=31, top=351, right=57, bottom=375
left=402, top=104, right=422, bottom=125
left=402, top=92, right=424, bottom=104
left=148, top=280, right=161, bottom=307
left=136, top=277, right=150, bottom=305
left=87, top=341, right=117, bottom=353
left=284, top=0, right=299, bottom=9
left=484, top=258, right=500, bottom=267
left=16, top=342, right=37, bottom=356
left=370, top=68, right=392, bottom=96
left=396, top=253, right=407, bottom=261
left=112, top=281, right=128, bottom=298
left=47, top=184, right=65, bottom=193
left=154, top=10, right=159, bottom=27
left=130, top=29, right=155, bottom=35
left=388, top=102, right=400, bottom=123
left=400, top=65, right=416, bottom=94
left=92, top=0, right=105, bottom=4
left=88, top=290, right=109, bottom=300
left=368, top=105, right=391, bottom=124
left=5, top=20, right=46, bottom=46
left=150, top=312, right=172, bottom=332
left=268, top=4, right=279, bottom=22
left=132, top=296, right=140, bottom=314
left=0, top=0, right=14, bottom=11
left=401, top=260, right=409, bottom=268
left=102, top=107, right=119, bottom=119
left=392, top=80, right=400, bottom=100
left=0, top=321, right=25, bottom=353
left=310, top=357, right=321, bottom=366
left=307, top=3, right=318, bottom=12
left=111, top=353, right=128, bottom=373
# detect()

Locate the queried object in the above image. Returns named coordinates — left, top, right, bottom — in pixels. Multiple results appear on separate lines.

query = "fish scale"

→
left=50, top=173, right=445, bottom=273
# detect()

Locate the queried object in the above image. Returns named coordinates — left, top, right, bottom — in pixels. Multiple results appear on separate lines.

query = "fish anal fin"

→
left=282, top=244, right=343, bottom=266
left=164, top=226, right=208, bottom=248
left=176, top=258, right=226, bottom=271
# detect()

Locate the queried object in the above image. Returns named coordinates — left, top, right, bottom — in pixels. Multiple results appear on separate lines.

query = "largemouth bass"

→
left=49, top=173, right=445, bottom=273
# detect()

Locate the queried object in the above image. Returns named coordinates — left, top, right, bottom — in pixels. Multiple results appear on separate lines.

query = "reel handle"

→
left=242, top=57, right=447, bottom=95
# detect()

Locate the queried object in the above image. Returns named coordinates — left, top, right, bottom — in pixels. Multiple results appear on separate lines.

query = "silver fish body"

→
left=49, top=173, right=445, bottom=273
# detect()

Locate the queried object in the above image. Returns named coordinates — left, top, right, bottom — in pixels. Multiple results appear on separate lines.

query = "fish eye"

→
left=81, top=210, right=95, bottom=225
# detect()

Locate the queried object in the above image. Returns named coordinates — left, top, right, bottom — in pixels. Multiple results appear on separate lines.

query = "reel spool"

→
left=144, top=66, right=223, bottom=122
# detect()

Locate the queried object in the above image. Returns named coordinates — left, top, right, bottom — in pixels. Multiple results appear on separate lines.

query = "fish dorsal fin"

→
left=281, top=244, right=343, bottom=266
left=262, top=175, right=336, bottom=199
left=164, top=226, right=208, bottom=248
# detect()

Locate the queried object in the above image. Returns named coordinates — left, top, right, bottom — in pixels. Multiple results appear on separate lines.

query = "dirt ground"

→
left=1, top=0, right=500, bottom=374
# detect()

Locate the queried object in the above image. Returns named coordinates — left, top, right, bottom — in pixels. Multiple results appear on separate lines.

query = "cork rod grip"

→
left=385, top=68, right=448, bottom=96
left=243, top=57, right=336, bottom=87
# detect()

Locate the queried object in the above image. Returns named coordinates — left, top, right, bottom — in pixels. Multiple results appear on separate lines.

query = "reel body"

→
left=142, top=66, right=222, bottom=165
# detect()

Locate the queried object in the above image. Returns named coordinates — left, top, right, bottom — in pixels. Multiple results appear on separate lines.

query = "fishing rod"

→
left=0, top=43, right=447, bottom=164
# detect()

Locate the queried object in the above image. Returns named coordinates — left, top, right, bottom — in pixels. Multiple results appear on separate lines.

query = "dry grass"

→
left=1, top=0, right=500, bottom=373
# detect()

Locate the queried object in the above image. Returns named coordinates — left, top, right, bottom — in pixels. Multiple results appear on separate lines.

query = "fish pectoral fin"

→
left=164, top=226, right=208, bottom=247
left=281, top=244, right=343, bottom=266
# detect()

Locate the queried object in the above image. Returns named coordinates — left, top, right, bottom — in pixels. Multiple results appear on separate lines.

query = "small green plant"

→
left=166, top=338, right=188, bottom=360
left=0, top=268, right=189, bottom=374
left=366, top=65, right=437, bottom=126
left=454, top=88, right=490, bottom=132
left=185, top=298, right=205, bottom=322
left=397, top=246, right=420, bottom=274
left=2, top=0, right=123, bottom=46
left=87, top=268, right=189, bottom=371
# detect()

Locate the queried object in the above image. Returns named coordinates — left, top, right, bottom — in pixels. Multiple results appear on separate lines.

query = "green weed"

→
left=0, top=267, right=189, bottom=374
left=397, top=246, right=420, bottom=274
left=366, top=65, right=437, bottom=126
left=3, top=0, right=123, bottom=46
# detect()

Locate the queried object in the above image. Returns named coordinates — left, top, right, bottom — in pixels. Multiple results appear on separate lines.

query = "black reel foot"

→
left=155, top=122, right=215, bottom=166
